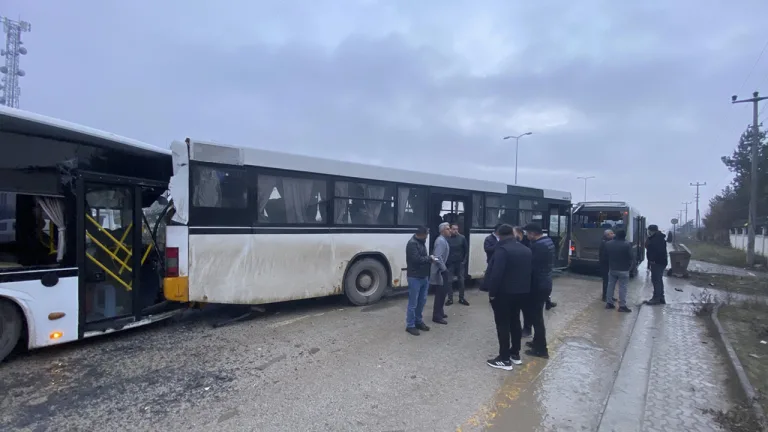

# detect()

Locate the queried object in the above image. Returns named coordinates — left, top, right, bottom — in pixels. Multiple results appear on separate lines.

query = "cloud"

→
left=8, top=0, right=768, bottom=226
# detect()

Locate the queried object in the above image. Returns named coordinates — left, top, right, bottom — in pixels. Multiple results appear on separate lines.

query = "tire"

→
left=343, top=258, right=388, bottom=306
left=0, top=299, right=22, bottom=362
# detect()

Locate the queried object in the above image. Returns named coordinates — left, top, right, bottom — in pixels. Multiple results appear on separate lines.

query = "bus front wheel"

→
left=0, top=299, right=22, bottom=362
left=344, top=258, right=388, bottom=306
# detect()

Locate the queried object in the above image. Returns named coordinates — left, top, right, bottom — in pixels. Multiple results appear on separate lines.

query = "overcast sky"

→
left=7, top=1, right=768, bottom=227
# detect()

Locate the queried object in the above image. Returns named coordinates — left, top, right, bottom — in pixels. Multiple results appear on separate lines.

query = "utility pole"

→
left=731, top=91, right=767, bottom=266
left=577, top=176, right=595, bottom=202
left=682, top=201, right=692, bottom=234
left=502, top=132, right=533, bottom=185
left=690, top=181, right=706, bottom=233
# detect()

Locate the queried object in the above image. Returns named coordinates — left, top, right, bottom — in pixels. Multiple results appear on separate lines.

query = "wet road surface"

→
left=485, top=267, right=740, bottom=432
left=1, top=269, right=739, bottom=432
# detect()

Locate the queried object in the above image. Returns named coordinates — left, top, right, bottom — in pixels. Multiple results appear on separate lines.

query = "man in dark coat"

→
left=645, top=225, right=668, bottom=305
left=523, top=223, right=554, bottom=359
left=485, top=224, right=532, bottom=371
left=599, top=229, right=615, bottom=302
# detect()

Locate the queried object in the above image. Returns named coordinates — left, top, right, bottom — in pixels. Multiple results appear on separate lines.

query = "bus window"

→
left=574, top=210, right=625, bottom=229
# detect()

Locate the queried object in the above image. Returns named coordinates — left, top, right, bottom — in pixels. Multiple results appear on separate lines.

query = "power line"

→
left=738, top=39, right=768, bottom=95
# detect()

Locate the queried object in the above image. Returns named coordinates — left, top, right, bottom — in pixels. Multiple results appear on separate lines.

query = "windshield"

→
left=573, top=210, right=626, bottom=229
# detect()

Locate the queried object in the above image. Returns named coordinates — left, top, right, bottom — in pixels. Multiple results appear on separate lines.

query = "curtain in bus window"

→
left=334, top=182, right=349, bottom=224
left=35, top=196, right=66, bottom=262
left=363, top=185, right=386, bottom=225
left=193, top=167, right=222, bottom=208
left=257, top=175, right=278, bottom=220
left=282, top=178, right=315, bottom=223
left=472, top=194, right=482, bottom=227
left=397, top=187, right=410, bottom=225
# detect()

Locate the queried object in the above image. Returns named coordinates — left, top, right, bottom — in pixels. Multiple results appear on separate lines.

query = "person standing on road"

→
left=523, top=223, right=554, bottom=359
left=431, top=222, right=451, bottom=324
left=485, top=224, right=532, bottom=370
left=446, top=223, right=470, bottom=306
left=645, top=225, right=668, bottom=305
left=483, top=224, right=502, bottom=264
left=405, top=226, right=437, bottom=336
left=514, top=227, right=533, bottom=339
left=604, top=229, right=633, bottom=313
left=599, top=229, right=615, bottom=302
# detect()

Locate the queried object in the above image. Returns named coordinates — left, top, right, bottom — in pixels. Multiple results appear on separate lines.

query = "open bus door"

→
left=634, top=215, right=647, bottom=265
left=78, top=173, right=169, bottom=333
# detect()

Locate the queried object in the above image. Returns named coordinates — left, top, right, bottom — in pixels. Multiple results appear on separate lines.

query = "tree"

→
left=703, top=125, right=768, bottom=240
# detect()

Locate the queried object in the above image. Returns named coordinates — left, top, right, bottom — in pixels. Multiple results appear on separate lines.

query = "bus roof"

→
left=577, top=201, right=629, bottom=208
left=0, top=105, right=171, bottom=157
left=185, top=138, right=572, bottom=201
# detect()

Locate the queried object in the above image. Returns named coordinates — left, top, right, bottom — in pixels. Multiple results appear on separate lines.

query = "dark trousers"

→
left=601, top=266, right=609, bottom=300
left=529, top=291, right=549, bottom=352
left=650, top=263, right=666, bottom=300
left=447, top=262, right=466, bottom=301
left=522, top=303, right=532, bottom=332
left=491, top=293, right=526, bottom=359
left=432, top=269, right=452, bottom=320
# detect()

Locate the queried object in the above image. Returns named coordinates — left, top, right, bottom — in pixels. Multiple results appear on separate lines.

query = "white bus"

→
left=570, top=201, right=646, bottom=276
left=0, top=106, right=179, bottom=362
left=162, top=139, right=573, bottom=307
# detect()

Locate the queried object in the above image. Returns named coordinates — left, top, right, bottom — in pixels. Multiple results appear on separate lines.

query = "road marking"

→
left=267, top=312, right=326, bottom=329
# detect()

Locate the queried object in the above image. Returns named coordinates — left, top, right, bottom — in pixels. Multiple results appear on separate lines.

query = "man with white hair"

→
left=431, top=222, right=451, bottom=324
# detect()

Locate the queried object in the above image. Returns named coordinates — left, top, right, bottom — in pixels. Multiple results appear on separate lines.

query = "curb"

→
left=711, top=302, right=768, bottom=431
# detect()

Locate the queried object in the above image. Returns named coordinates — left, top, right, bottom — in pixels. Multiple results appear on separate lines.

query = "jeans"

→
left=650, top=263, right=666, bottom=300
left=607, top=270, right=630, bottom=307
left=406, top=277, right=429, bottom=328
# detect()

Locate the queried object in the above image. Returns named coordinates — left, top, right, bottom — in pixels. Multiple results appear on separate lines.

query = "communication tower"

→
left=0, top=17, right=31, bottom=108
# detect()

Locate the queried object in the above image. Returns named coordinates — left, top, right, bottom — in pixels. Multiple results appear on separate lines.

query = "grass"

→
left=688, top=272, right=768, bottom=297
left=719, top=300, right=768, bottom=422
left=682, top=239, right=768, bottom=270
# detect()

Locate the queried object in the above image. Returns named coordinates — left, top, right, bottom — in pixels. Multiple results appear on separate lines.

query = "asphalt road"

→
left=1, top=273, right=649, bottom=432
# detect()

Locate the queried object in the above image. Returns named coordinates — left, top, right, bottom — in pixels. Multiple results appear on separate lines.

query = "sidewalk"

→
left=598, top=303, right=735, bottom=432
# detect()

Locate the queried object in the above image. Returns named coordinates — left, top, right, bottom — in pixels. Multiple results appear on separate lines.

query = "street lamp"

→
left=577, top=176, right=595, bottom=202
left=502, top=132, right=533, bottom=185
left=605, top=193, right=618, bottom=201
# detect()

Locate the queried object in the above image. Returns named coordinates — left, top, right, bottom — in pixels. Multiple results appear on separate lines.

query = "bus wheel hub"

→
left=358, top=273, right=374, bottom=291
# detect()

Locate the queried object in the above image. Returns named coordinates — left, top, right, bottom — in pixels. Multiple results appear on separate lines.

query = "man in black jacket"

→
left=485, top=224, right=532, bottom=371
left=523, top=223, right=554, bottom=358
left=599, top=229, right=615, bottom=302
left=483, top=224, right=502, bottom=264
left=404, top=226, right=435, bottom=336
left=605, top=229, right=634, bottom=312
left=446, top=223, right=469, bottom=306
left=645, top=225, right=668, bottom=305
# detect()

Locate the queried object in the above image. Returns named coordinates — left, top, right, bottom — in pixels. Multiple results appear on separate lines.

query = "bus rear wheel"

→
left=344, top=258, right=388, bottom=306
left=0, top=299, right=22, bottom=362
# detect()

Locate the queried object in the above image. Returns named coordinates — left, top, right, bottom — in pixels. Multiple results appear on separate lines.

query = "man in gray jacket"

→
left=605, top=229, right=634, bottom=313
left=431, top=222, right=451, bottom=324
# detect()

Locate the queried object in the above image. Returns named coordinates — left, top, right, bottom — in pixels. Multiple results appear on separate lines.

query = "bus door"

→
left=548, top=204, right=571, bottom=268
left=428, top=191, right=471, bottom=273
left=79, top=174, right=167, bottom=331
left=634, top=215, right=647, bottom=263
